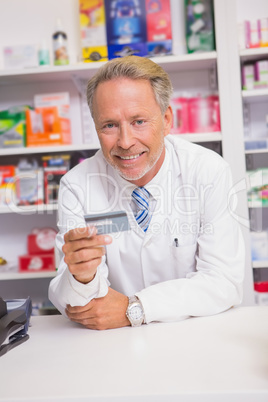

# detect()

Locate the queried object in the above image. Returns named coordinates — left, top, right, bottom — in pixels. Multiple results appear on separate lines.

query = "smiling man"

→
left=93, top=77, right=171, bottom=185
left=49, top=56, right=245, bottom=330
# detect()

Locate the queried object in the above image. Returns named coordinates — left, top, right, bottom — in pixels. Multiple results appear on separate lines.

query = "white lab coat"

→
left=49, top=135, right=245, bottom=323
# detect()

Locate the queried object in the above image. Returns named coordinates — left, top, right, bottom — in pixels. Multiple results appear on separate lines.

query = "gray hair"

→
left=86, top=56, right=173, bottom=118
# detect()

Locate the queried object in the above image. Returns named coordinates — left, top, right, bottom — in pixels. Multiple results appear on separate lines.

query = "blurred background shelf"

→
left=0, top=271, right=57, bottom=280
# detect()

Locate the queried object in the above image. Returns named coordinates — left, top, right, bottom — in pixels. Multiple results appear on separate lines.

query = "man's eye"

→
left=135, top=120, right=144, bottom=125
left=104, top=123, right=115, bottom=129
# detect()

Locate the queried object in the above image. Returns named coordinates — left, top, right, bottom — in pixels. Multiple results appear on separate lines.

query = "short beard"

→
left=104, top=140, right=165, bottom=182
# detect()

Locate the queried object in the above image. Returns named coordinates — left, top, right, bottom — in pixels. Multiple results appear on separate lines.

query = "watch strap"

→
left=126, top=295, right=145, bottom=327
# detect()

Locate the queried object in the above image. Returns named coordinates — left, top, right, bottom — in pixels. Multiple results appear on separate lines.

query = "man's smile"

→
left=117, top=152, right=144, bottom=160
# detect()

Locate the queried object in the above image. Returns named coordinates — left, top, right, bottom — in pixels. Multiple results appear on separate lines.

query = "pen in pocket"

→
left=174, top=238, right=179, bottom=247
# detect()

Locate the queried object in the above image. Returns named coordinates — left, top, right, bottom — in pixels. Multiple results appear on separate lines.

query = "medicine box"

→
left=170, top=97, right=190, bottom=134
left=107, top=42, right=148, bottom=59
left=105, top=0, right=147, bottom=59
left=16, top=168, right=44, bottom=206
left=242, top=64, right=255, bottom=90
left=254, top=282, right=268, bottom=306
left=26, top=92, right=72, bottom=147
left=250, top=231, right=268, bottom=261
left=44, top=166, right=68, bottom=204
left=259, top=18, right=268, bottom=47
left=254, top=60, right=268, bottom=89
left=3, top=45, right=39, bottom=70
left=244, top=20, right=261, bottom=48
left=170, top=94, right=220, bottom=134
left=0, top=107, right=28, bottom=148
left=27, top=228, right=57, bottom=255
left=185, top=0, right=215, bottom=54
left=145, top=0, right=172, bottom=56
left=79, top=0, right=108, bottom=62
left=0, top=165, right=16, bottom=207
left=18, top=254, right=55, bottom=272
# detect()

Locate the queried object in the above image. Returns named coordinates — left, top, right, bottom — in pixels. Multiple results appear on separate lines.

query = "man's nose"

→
left=117, top=124, right=136, bottom=149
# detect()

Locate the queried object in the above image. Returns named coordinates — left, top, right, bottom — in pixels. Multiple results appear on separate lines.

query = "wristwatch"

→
left=126, top=295, right=145, bottom=327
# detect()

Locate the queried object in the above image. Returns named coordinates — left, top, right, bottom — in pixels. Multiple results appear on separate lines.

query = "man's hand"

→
left=66, top=288, right=130, bottom=330
left=62, top=226, right=112, bottom=284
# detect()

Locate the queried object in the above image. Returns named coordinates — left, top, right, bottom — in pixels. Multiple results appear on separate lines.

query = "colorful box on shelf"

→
left=0, top=165, right=16, bottom=207
left=26, top=92, right=72, bottom=147
left=250, top=231, right=268, bottom=261
left=27, top=228, right=57, bottom=255
left=3, top=45, right=39, bottom=70
left=18, top=228, right=57, bottom=273
left=170, top=94, right=220, bottom=134
left=42, top=154, right=70, bottom=204
left=247, top=168, right=268, bottom=205
left=79, top=0, right=108, bottom=62
left=254, top=282, right=268, bottom=306
left=79, top=0, right=173, bottom=60
left=0, top=106, right=30, bottom=149
left=242, top=60, right=268, bottom=90
left=145, top=0, right=172, bottom=57
left=244, top=18, right=268, bottom=49
left=18, top=254, right=55, bottom=272
left=254, top=60, right=268, bottom=89
left=242, top=64, right=255, bottom=90
left=44, top=166, right=68, bottom=204
left=104, top=0, right=147, bottom=59
left=244, top=138, right=268, bottom=151
left=16, top=168, right=44, bottom=206
left=184, top=0, right=215, bottom=54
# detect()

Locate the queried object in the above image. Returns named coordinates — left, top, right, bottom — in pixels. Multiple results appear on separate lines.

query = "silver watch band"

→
left=126, top=295, right=145, bottom=327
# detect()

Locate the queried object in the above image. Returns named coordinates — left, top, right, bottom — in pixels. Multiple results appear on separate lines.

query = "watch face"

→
left=129, top=304, right=143, bottom=320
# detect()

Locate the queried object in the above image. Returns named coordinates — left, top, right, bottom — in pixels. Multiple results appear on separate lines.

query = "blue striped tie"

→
left=132, top=187, right=152, bottom=232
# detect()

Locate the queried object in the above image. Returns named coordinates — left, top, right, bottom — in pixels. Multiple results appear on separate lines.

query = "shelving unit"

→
left=242, top=89, right=268, bottom=102
left=0, top=271, right=56, bottom=280
left=240, top=47, right=268, bottom=61
left=252, top=261, right=268, bottom=269
left=245, top=149, right=268, bottom=155
left=0, top=51, right=217, bottom=85
left=0, top=143, right=100, bottom=156
left=0, top=0, right=256, bottom=307
left=236, top=0, right=268, bottom=288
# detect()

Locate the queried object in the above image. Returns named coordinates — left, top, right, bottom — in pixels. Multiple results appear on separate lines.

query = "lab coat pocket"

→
left=170, top=243, right=197, bottom=278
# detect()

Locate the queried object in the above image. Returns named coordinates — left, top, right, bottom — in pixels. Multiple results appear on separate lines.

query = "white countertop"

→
left=0, top=306, right=267, bottom=402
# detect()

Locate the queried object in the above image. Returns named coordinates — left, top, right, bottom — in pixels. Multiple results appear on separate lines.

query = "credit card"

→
left=84, top=211, right=130, bottom=235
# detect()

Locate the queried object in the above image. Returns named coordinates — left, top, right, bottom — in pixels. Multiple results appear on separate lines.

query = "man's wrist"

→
left=73, top=272, right=96, bottom=284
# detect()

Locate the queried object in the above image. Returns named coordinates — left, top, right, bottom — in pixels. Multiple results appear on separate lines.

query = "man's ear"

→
left=163, top=105, right=173, bottom=136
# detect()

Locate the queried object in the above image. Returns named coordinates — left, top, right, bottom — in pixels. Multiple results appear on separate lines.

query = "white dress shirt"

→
left=49, top=135, right=245, bottom=323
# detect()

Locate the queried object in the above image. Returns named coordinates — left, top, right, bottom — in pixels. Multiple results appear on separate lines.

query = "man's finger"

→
left=66, top=299, right=96, bottom=315
left=65, top=246, right=105, bottom=265
left=64, top=226, right=97, bottom=242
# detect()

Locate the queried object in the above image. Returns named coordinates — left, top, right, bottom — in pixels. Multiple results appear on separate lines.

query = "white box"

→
left=3, top=45, right=39, bottom=70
